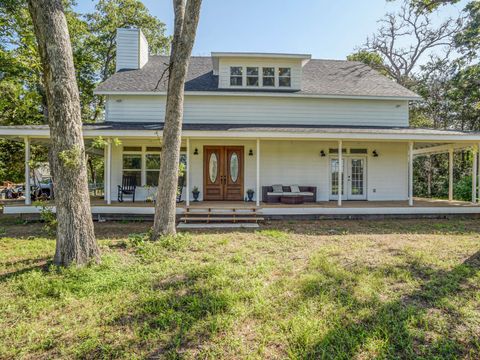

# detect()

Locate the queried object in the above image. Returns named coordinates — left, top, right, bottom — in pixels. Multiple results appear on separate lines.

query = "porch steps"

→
left=179, top=206, right=263, bottom=227
left=177, top=223, right=259, bottom=229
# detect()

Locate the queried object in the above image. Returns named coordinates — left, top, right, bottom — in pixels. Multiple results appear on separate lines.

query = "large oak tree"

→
left=27, top=0, right=99, bottom=266
left=152, top=0, right=202, bottom=237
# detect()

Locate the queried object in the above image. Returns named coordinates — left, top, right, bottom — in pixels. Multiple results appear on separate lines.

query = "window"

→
left=122, top=152, right=141, bottom=186
left=121, top=146, right=186, bottom=188
left=278, top=67, right=291, bottom=87
left=350, top=148, right=368, bottom=154
left=145, top=153, right=161, bottom=186
left=329, top=148, right=347, bottom=154
left=246, top=67, right=259, bottom=86
left=230, top=66, right=243, bottom=86
left=262, top=67, right=275, bottom=86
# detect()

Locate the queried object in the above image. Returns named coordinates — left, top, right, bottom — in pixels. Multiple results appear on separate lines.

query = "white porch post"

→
left=408, top=141, right=414, bottom=206
left=338, top=140, right=342, bottom=207
left=186, top=138, right=190, bottom=206
left=448, top=146, right=454, bottom=201
left=105, top=138, right=112, bottom=204
left=472, top=145, right=477, bottom=204
left=256, top=138, right=260, bottom=207
left=24, top=137, right=31, bottom=205
left=478, top=143, right=480, bottom=202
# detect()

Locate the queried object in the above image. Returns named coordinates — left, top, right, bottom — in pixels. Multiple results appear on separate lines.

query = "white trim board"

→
left=4, top=205, right=480, bottom=216
left=2, top=128, right=480, bottom=142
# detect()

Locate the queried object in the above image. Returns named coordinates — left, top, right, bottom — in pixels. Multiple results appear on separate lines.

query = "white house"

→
left=2, top=28, right=480, bottom=217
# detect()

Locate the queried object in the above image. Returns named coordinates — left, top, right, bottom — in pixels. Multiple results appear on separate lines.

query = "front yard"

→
left=0, top=218, right=479, bottom=359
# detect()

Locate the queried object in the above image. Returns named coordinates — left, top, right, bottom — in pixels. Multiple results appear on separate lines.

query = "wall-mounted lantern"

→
left=372, top=150, right=379, bottom=157
left=193, top=148, right=199, bottom=155
left=320, top=150, right=326, bottom=157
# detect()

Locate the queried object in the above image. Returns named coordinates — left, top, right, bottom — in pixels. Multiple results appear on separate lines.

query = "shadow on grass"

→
left=109, top=265, right=242, bottom=359
left=289, top=250, right=480, bottom=359
left=0, top=258, right=51, bottom=282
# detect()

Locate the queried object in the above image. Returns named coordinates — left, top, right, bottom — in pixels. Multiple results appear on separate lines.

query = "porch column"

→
left=24, top=137, right=31, bottom=205
left=472, top=145, right=477, bottom=203
left=448, top=146, right=454, bottom=201
left=105, top=138, right=112, bottom=204
left=338, top=140, right=342, bottom=206
left=256, top=138, right=260, bottom=207
left=408, top=141, right=414, bottom=206
left=186, top=138, right=190, bottom=206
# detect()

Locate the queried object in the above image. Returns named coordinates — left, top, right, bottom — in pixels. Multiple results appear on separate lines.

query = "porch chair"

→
left=117, top=175, right=137, bottom=202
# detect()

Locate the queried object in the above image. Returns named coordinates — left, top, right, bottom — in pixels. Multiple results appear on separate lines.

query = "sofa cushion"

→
left=272, top=184, right=283, bottom=193
left=290, top=185, right=300, bottom=193
left=267, top=192, right=314, bottom=197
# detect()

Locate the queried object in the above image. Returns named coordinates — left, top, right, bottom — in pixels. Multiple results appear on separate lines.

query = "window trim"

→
left=230, top=66, right=243, bottom=87
left=278, top=67, right=292, bottom=87
left=145, top=150, right=161, bottom=186
left=261, top=67, right=275, bottom=87
left=122, top=148, right=143, bottom=186
left=121, top=146, right=187, bottom=187
left=246, top=66, right=259, bottom=87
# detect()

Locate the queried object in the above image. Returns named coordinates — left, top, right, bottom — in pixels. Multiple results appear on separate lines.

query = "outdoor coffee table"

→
left=280, top=195, right=304, bottom=204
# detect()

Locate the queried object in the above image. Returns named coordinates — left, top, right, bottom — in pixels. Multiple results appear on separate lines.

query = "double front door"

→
left=330, top=157, right=367, bottom=200
left=204, top=146, right=244, bottom=201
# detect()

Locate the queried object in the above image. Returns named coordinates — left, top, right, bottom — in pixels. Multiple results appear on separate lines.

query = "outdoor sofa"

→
left=262, top=185, right=317, bottom=203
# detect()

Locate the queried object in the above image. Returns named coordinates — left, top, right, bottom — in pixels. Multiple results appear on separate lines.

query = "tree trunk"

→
left=152, top=0, right=202, bottom=238
left=28, top=0, right=100, bottom=266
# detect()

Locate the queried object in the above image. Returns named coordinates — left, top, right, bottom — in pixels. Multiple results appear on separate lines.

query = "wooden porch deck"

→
left=3, top=197, right=480, bottom=218
left=2, top=197, right=477, bottom=209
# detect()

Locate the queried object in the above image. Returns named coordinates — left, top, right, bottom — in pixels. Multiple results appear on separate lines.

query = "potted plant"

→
left=246, top=189, right=255, bottom=202
left=192, top=186, right=200, bottom=202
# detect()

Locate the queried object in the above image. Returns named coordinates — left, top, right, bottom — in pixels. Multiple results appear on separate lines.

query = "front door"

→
left=204, top=146, right=244, bottom=201
left=330, top=157, right=367, bottom=200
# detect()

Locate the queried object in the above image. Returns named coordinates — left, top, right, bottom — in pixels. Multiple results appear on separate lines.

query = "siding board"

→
left=106, top=95, right=409, bottom=127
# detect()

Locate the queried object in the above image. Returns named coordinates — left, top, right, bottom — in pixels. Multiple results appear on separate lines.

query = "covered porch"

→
left=1, top=123, right=480, bottom=217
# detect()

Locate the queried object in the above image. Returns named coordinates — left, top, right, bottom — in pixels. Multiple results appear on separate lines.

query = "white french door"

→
left=330, top=157, right=367, bottom=200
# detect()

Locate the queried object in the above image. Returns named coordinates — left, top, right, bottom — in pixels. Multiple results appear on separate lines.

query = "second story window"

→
left=230, top=66, right=243, bottom=86
left=262, top=67, right=275, bottom=86
left=246, top=67, right=259, bottom=86
left=278, top=67, right=291, bottom=87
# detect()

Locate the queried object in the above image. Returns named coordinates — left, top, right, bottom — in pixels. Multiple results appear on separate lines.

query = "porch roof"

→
left=1, top=122, right=480, bottom=142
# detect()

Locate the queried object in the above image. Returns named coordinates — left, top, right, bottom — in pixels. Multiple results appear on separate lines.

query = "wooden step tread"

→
left=186, top=207, right=257, bottom=211
left=180, top=217, right=264, bottom=222
left=184, top=211, right=258, bottom=216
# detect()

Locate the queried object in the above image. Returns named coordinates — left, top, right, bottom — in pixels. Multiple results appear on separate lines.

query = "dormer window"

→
left=230, top=67, right=243, bottom=86
left=246, top=67, right=259, bottom=86
left=262, top=67, right=275, bottom=86
left=278, top=67, right=291, bottom=87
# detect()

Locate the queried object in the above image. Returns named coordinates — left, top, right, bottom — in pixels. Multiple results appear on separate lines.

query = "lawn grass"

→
left=0, top=218, right=479, bottom=359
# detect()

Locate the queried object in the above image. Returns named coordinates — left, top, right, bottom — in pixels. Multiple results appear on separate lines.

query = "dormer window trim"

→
left=246, top=67, right=259, bottom=87
left=230, top=66, right=243, bottom=86
left=278, top=67, right=292, bottom=87
left=229, top=65, right=292, bottom=89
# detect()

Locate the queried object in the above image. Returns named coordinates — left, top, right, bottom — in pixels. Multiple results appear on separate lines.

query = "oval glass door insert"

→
left=209, top=153, right=218, bottom=183
left=230, top=152, right=239, bottom=182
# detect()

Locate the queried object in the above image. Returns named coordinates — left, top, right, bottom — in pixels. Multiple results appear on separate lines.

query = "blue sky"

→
left=76, top=0, right=467, bottom=60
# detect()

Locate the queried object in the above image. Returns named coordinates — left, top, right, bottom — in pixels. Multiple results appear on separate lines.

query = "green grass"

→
left=0, top=218, right=479, bottom=359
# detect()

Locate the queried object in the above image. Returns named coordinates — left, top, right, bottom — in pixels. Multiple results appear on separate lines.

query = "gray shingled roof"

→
left=95, top=55, right=420, bottom=99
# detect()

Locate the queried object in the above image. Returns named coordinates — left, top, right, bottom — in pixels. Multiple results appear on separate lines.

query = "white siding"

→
left=139, top=31, right=149, bottom=69
left=218, top=57, right=303, bottom=90
left=116, top=28, right=149, bottom=71
left=106, top=95, right=409, bottom=127
left=108, top=139, right=408, bottom=202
